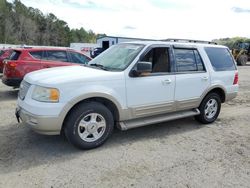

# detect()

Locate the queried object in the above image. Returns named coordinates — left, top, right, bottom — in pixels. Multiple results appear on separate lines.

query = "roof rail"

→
left=162, top=38, right=217, bottom=45
left=19, top=45, right=72, bottom=49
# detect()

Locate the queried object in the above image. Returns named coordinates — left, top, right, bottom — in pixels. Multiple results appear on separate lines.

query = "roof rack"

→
left=162, top=38, right=217, bottom=45
left=18, top=45, right=72, bottom=50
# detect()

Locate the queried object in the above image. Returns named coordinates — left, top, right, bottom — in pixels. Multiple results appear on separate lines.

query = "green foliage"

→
left=213, top=37, right=250, bottom=49
left=0, top=0, right=98, bottom=46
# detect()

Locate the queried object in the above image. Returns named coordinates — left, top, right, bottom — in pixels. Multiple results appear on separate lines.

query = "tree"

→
left=0, top=0, right=98, bottom=46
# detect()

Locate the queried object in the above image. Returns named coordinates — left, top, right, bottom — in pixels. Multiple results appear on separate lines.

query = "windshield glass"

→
left=89, top=43, right=144, bottom=71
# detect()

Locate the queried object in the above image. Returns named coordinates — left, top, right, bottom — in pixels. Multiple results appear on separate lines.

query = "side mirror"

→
left=130, top=61, right=152, bottom=77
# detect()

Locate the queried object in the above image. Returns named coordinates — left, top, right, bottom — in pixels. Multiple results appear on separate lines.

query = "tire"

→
left=195, top=93, right=221, bottom=124
left=64, top=101, right=114, bottom=149
left=237, top=55, right=248, bottom=66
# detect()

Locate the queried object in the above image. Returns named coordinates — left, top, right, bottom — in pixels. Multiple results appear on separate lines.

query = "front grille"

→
left=19, top=81, right=31, bottom=100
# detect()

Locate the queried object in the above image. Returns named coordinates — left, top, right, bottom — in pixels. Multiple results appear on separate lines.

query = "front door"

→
left=126, top=47, right=176, bottom=118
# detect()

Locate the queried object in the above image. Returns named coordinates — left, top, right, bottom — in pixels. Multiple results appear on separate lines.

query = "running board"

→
left=118, top=109, right=200, bottom=131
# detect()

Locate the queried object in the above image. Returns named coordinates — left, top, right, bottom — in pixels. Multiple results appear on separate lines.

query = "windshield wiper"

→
left=88, top=63, right=108, bottom=70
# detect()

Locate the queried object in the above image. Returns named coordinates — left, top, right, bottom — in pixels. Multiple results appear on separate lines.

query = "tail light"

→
left=9, top=61, right=17, bottom=68
left=5, top=61, right=17, bottom=70
left=3, top=61, right=17, bottom=76
left=233, top=71, right=238, bottom=85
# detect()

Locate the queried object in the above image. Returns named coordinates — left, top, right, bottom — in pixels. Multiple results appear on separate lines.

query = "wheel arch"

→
left=60, top=94, right=122, bottom=134
left=200, top=86, right=226, bottom=106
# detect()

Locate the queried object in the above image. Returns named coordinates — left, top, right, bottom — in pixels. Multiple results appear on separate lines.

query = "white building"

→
left=70, top=43, right=100, bottom=56
left=96, top=36, right=156, bottom=50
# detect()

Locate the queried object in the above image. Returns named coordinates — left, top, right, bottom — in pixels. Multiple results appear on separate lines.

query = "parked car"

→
left=0, top=48, right=13, bottom=73
left=2, top=47, right=91, bottom=87
left=90, top=47, right=104, bottom=58
left=16, top=40, right=238, bottom=149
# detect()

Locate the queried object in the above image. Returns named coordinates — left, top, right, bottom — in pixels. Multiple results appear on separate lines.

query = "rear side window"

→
left=69, top=52, right=90, bottom=64
left=46, top=50, right=68, bottom=62
left=9, top=51, right=21, bottom=60
left=174, top=49, right=205, bottom=72
left=29, top=51, right=43, bottom=60
left=205, top=47, right=236, bottom=71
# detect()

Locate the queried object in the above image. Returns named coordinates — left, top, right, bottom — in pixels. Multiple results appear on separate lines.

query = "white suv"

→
left=16, top=40, right=239, bottom=149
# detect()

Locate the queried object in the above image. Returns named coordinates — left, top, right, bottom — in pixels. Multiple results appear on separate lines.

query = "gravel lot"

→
left=0, top=66, right=250, bottom=188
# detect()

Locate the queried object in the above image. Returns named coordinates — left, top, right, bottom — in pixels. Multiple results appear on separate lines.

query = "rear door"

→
left=173, top=47, right=210, bottom=110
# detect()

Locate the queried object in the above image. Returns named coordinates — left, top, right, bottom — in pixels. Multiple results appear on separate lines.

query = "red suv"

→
left=0, top=48, right=13, bottom=73
left=2, top=47, right=91, bottom=87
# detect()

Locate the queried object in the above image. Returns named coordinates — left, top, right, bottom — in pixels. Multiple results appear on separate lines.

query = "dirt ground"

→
left=0, top=66, right=250, bottom=188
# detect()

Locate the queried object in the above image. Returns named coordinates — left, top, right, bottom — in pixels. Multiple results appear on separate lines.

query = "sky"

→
left=10, top=0, right=250, bottom=40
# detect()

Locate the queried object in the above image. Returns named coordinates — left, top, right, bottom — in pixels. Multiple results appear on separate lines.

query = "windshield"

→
left=235, top=42, right=250, bottom=50
left=240, top=43, right=249, bottom=49
left=89, top=43, right=145, bottom=71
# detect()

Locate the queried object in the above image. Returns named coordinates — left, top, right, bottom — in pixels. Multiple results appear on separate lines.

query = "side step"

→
left=118, top=109, right=200, bottom=131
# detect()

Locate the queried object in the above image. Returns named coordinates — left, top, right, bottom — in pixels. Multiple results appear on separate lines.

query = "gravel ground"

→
left=0, top=66, right=250, bottom=188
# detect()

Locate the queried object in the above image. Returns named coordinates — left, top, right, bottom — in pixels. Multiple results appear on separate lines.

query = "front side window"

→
left=46, top=50, right=68, bottom=62
left=205, top=47, right=236, bottom=71
left=89, top=43, right=144, bottom=71
left=70, top=52, right=90, bottom=64
left=174, top=49, right=205, bottom=72
left=140, top=47, right=170, bottom=73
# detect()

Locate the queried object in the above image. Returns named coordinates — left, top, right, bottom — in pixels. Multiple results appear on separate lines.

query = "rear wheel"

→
left=195, top=93, right=221, bottom=124
left=237, top=55, right=248, bottom=66
left=64, top=101, right=114, bottom=149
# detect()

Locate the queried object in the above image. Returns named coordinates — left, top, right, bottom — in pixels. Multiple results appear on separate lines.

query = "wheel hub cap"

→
left=205, top=99, right=218, bottom=119
left=77, top=113, right=106, bottom=142
left=87, top=123, right=98, bottom=133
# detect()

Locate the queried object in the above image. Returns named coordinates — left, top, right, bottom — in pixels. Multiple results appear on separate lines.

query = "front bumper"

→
left=16, top=106, right=62, bottom=135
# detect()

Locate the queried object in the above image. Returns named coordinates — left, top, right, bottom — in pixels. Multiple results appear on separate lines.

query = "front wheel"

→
left=237, top=55, right=248, bottom=66
left=195, top=93, right=221, bottom=124
left=64, top=102, right=114, bottom=149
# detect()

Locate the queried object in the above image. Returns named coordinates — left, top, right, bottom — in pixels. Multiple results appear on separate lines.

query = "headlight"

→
left=32, top=86, right=60, bottom=102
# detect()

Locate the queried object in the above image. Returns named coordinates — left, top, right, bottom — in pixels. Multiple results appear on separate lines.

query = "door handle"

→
left=162, top=79, right=171, bottom=85
left=202, top=76, right=209, bottom=81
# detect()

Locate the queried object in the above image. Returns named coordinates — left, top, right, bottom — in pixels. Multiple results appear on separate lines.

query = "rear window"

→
left=0, top=50, right=4, bottom=56
left=29, top=51, right=43, bottom=59
left=205, top=47, right=236, bottom=71
left=9, top=51, right=21, bottom=60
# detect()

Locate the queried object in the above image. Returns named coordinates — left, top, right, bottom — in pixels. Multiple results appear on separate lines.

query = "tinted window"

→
left=194, top=50, right=205, bottom=71
left=70, top=52, right=90, bottom=64
left=174, top=49, right=205, bottom=72
left=9, top=51, right=21, bottom=60
left=0, top=50, right=4, bottom=56
left=46, top=50, right=68, bottom=62
left=205, top=47, right=236, bottom=71
left=30, top=51, right=43, bottom=59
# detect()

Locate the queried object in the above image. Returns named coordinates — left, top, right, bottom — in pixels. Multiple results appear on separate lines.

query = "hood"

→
left=24, top=66, right=124, bottom=86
